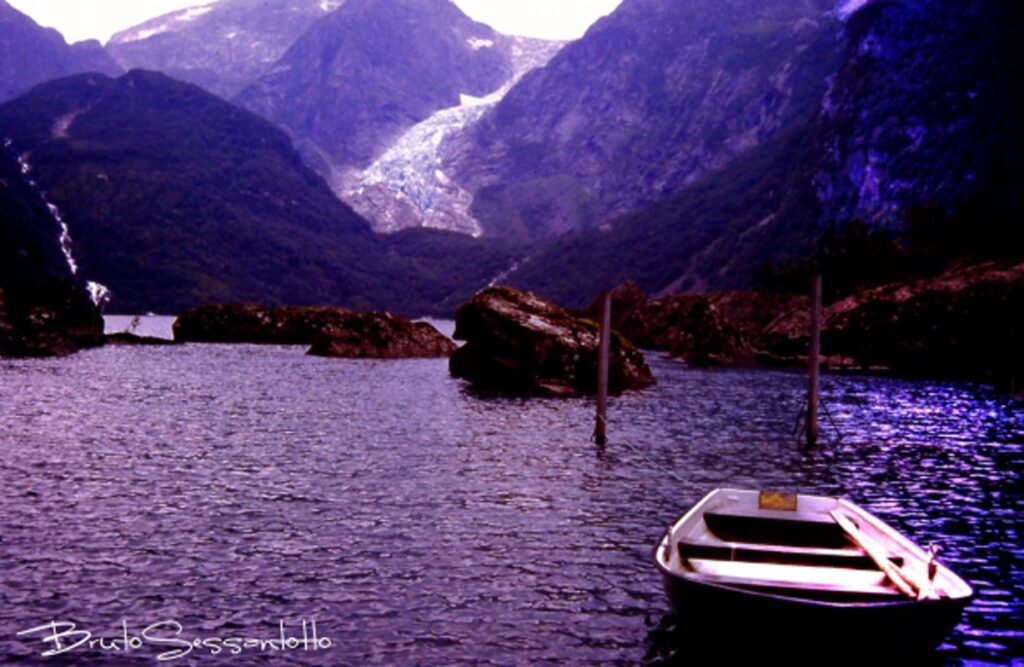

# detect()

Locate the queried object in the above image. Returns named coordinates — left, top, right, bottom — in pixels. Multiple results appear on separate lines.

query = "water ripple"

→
left=1, top=328, right=1021, bottom=664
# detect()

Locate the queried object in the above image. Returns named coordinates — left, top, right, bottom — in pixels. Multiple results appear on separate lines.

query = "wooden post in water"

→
left=594, top=290, right=612, bottom=446
left=807, top=274, right=822, bottom=447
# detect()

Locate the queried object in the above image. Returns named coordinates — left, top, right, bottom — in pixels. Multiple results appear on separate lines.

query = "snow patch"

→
left=51, top=111, right=81, bottom=140
left=836, top=0, right=872, bottom=20
left=459, top=93, right=492, bottom=107
left=467, top=37, right=494, bottom=50
left=116, top=4, right=211, bottom=42
left=225, top=31, right=239, bottom=40
left=121, top=26, right=170, bottom=42
left=177, top=6, right=213, bottom=22
left=320, top=0, right=344, bottom=11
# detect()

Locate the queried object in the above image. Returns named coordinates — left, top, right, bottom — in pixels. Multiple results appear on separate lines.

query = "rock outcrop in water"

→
left=174, top=304, right=356, bottom=344
left=824, top=262, right=1021, bottom=387
left=0, top=283, right=104, bottom=357
left=104, top=332, right=177, bottom=346
left=173, top=303, right=454, bottom=358
left=592, top=262, right=1023, bottom=389
left=308, top=312, right=455, bottom=359
left=585, top=282, right=806, bottom=367
left=449, top=286, right=655, bottom=397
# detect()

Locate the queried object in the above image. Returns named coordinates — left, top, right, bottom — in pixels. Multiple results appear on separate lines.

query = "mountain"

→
left=0, top=0, right=121, bottom=102
left=815, top=0, right=1024, bottom=233
left=498, top=0, right=1024, bottom=305
left=0, top=70, right=511, bottom=315
left=107, top=0, right=345, bottom=98
left=234, top=0, right=514, bottom=192
left=444, top=0, right=840, bottom=242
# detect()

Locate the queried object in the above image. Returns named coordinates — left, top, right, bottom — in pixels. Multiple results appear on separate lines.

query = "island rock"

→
left=587, top=284, right=805, bottom=366
left=0, top=283, right=104, bottom=358
left=308, top=313, right=456, bottom=359
left=450, top=286, right=655, bottom=397
left=592, top=262, right=1023, bottom=389
left=173, top=303, right=454, bottom=359
left=173, top=304, right=360, bottom=344
left=820, top=261, right=1023, bottom=386
left=104, top=332, right=178, bottom=346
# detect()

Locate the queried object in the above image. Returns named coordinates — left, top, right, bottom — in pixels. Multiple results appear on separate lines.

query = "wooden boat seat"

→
left=703, top=509, right=852, bottom=549
left=686, top=558, right=905, bottom=601
left=678, top=539, right=904, bottom=570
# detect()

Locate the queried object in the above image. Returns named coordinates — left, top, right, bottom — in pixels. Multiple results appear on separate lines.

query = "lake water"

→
left=1, top=317, right=1021, bottom=665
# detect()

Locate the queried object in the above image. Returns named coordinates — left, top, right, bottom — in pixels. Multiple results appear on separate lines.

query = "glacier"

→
left=341, top=37, right=565, bottom=237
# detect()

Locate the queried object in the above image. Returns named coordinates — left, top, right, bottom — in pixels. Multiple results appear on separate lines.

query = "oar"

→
left=830, top=509, right=918, bottom=599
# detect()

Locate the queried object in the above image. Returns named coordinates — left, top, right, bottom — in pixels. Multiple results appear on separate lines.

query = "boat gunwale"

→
left=653, top=488, right=974, bottom=609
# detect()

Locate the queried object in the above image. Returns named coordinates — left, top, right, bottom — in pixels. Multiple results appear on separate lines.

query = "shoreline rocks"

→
left=104, top=332, right=178, bottom=346
left=592, top=262, right=1023, bottom=389
left=450, top=286, right=655, bottom=397
left=173, top=304, right=454, bottom=359
left=585, top=282, right=807, bottom=367
left=0, top=282, right=104, bottom=358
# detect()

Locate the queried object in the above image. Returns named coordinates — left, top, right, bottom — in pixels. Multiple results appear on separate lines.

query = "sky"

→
left=6, top=0, right=623, bottom=44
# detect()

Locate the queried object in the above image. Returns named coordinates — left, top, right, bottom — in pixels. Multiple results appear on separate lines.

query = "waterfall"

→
left=6, top=139, right=112, bottom=308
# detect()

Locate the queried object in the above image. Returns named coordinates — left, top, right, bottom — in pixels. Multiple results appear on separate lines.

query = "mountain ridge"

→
left=0, top=0, right=121, bottom=102
left=444, top=0, right=840, bottom=242
left=107, top=0, right=344, bottom=98
left=234, top=0, right=516, bottom=191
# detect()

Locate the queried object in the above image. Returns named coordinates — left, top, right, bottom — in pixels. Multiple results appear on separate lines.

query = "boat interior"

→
left=657, top=489, right=972, bottom=604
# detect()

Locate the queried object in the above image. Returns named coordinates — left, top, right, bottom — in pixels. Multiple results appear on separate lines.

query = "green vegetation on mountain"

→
left=0, top=70, right=507, bottom=315
left=506, top=117, right=823, bottom=308
left=448, top=0, right=839, bottom=241
left=496, top=0, right=1023, bottom=308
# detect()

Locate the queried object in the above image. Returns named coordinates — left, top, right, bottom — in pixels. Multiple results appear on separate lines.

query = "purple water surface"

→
left=1, top=328, right=1020, bottom=665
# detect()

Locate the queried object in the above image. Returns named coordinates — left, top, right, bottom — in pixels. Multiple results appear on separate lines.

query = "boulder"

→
left=172, top=303, right=454, bottom=359
left=308, top=313, right=455, bottom=359
left=450, top=286, right=655, bottom=397
left=0, top=282, right=104, bottom=358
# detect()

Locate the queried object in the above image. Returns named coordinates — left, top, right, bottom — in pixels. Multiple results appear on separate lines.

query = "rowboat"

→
left=653, top=488, right=973, bottom=656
